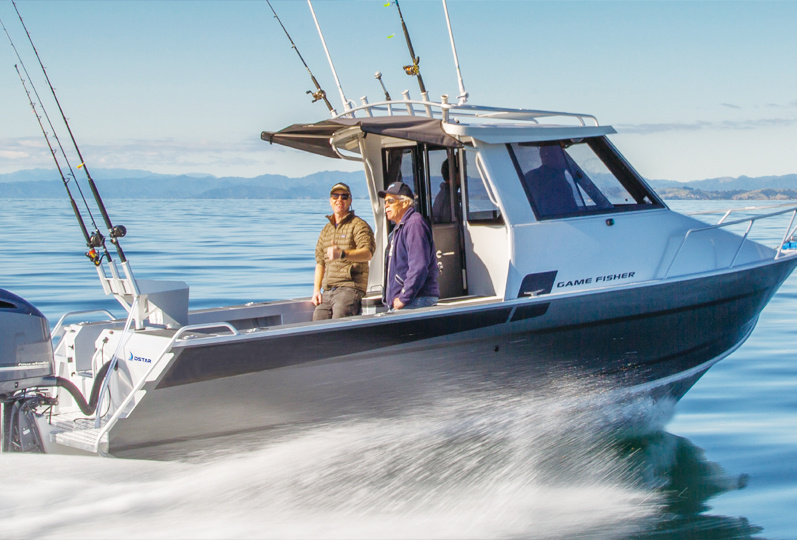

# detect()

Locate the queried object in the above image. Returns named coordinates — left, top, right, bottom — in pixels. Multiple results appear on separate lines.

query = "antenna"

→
left=307, top=0, right=351, bottom=114
left=442, top=0, right=468, bottom=104
left=266, top=0, right=336, bottom=116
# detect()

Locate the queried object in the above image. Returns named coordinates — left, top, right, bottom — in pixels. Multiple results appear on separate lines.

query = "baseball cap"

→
left=329, top=182, right=352, bottom=196
left=377, top=181, right=414, bottom=199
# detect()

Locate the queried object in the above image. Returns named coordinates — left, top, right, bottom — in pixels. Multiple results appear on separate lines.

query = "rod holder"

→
left=402, top=90, right=414, bottom=116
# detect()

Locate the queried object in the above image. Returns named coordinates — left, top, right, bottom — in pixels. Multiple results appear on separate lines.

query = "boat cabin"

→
left=263, top=105, right=668, bottom=306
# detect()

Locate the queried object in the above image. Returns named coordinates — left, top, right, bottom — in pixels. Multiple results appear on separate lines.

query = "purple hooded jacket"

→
left=384, top=206, right=440, bottom=307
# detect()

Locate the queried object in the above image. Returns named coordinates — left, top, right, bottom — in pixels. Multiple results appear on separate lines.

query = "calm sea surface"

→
left=1, top=198, right=796, bottom=539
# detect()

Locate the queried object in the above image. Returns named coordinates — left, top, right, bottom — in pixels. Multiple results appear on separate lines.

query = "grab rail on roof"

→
left=334, top=94, right=600, bottom=127
left=664, top=205, right=797, bottom=279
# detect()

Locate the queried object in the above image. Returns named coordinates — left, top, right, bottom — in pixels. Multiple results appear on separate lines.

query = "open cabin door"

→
left=382, top=145, right=466, bottom=299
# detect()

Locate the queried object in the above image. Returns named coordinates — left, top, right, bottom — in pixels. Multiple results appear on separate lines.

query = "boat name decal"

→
left=556, top=271, right=636, bottom=289
left=127, top=352, right=152, bottom=364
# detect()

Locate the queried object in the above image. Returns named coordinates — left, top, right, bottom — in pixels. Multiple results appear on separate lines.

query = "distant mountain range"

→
left=2, top=168, right=797, bottom=200
left=647, top=175, right=797, bottom=200
left=0, top=169, right=368, bottom=199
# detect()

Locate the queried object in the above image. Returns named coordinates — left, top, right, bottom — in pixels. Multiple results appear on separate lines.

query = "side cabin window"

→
left=507, top=137, right=662, bottom=220
left=464, top=150, right=503, bottom=224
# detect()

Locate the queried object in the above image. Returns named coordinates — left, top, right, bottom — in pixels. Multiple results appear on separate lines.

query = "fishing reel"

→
left=85, top=230, right=105, bottom=266
left=89, top=230, right=105, bottom=248
left=307, top=89, right=326, bottom=103
left=403, top=58, right=420, bottom=76
left=110, top=225, right=127, bottom=239
left=85, top=247, right=104, bottom=266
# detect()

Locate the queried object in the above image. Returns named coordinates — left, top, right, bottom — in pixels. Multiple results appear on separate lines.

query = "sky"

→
left=1, top=0, right=796, bottom=182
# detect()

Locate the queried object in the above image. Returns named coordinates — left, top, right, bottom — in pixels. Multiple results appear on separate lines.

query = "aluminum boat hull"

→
left=105, top=255, right=797, bottom=459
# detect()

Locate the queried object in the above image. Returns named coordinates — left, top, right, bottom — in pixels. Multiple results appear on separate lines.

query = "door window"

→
left=464, top=150, right=502, bottom=223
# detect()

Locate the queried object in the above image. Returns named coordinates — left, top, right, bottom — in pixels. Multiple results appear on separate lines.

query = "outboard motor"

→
left=1, top=288, right=55, bottom=453
left=0, top=288, right=54, bottom=393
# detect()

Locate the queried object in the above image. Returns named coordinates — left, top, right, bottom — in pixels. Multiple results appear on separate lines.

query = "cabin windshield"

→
left=507, top=137, right=661, bottom=220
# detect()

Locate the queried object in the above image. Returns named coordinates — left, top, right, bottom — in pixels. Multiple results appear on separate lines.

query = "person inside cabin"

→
left=524, top=144, right=581, bottom=216
left=312, top=182, right=376, bottom=320
left=432, top=158, right=460, bottom=224
left=380, top=182, right=440, bottom=311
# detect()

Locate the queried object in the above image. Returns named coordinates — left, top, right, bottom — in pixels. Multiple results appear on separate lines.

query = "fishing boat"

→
left=3, top=2, right=797, bottom=459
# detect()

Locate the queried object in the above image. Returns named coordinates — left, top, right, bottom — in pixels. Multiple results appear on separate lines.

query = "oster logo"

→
left=127, top=352, right=152, bottom=364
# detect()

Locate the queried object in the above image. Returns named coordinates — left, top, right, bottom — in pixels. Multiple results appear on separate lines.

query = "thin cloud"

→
left=616, top=117, right=797, bottom=135
left=0, top=136, right=358, bottom=177
left=763, top=99, right=797, bottom=108
left=720, top=103, right=741, bottom=109
left=0, top=150, right=30, bottom=159
left=1, top=137, right=266, bottom=169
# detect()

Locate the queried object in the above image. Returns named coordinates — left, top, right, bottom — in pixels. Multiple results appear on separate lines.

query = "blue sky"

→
left=1, top=0, right=796, bottom=181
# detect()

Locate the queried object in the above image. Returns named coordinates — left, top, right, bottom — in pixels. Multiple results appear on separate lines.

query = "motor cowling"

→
left=0, top=288, right=54, bottom=397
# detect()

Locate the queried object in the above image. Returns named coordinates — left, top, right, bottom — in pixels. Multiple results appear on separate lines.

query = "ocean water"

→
left=1, top=198, right=796, bottom=539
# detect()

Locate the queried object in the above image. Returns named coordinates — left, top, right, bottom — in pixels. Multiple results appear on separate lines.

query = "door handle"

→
left=436, top=250, right=455, bottom=259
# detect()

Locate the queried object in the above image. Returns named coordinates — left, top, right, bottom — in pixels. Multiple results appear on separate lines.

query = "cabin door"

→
left=382, top=145, right=466, bottom=299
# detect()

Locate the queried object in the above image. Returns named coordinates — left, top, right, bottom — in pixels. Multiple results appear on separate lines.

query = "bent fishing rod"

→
left=12, top=0, right=128, bottom=264
left=266, top=0, right=335, bottom=115
left=387, top=0, right=427, bottom=96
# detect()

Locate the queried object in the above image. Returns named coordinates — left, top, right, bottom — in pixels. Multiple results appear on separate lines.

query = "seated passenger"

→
left=432, top=158, right=459, bottom=224
left=524, top=145, right=581, bottom=216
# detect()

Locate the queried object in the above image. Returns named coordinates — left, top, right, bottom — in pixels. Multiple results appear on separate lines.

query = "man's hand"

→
left=326, top=245, right=343, bottom=260
left=312, top=290, right=323, bottom=306
left=393, top=298, right=405, bottom=310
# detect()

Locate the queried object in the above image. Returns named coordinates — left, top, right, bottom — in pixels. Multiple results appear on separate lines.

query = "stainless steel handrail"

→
left=664, top=205, right=797, bottom=279
left=52, top=309, right=117, bottom=342
left=334, top=98, right=600, bottom=127
left=91, top=321, right=239, bottom=453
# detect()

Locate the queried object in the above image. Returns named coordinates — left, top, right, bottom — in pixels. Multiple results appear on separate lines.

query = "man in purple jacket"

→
left=379, top=181, right=440, bottom=310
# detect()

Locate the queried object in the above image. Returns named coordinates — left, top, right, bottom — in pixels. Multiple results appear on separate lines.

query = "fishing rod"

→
left=266, top=0, right=335, bottom=115
left=0, top=16, right=106, bottom=264
left=307, top=0, right=351, bottom=113
left=387, top=0, right=427, bottom=96
left=12, top=64, right=95, bottom=250
left=12, top=1, right=128, bottom=264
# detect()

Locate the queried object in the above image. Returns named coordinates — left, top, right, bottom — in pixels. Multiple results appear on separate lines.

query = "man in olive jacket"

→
left=312, top=182, right=376, bottom=320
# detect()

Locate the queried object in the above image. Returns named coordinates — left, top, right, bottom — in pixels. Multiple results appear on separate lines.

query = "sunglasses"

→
left=330, top=193, right=350, bottom=200
left=384, top=198, right=400, bottom=206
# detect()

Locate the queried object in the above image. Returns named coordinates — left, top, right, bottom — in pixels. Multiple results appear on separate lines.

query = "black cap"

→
left=378, top=181, right=414, bottom=199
